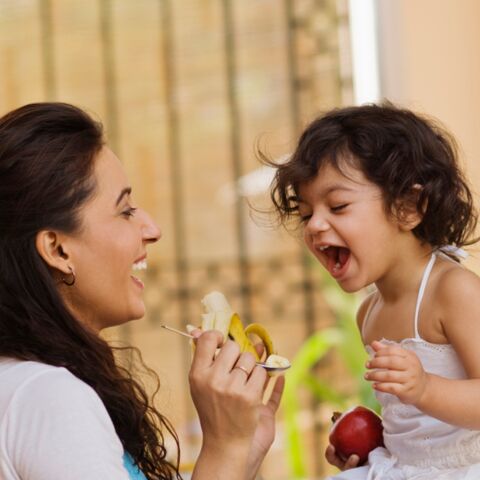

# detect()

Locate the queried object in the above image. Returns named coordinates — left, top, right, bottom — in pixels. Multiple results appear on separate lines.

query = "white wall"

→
left=376, top=0, right=480, bottom=266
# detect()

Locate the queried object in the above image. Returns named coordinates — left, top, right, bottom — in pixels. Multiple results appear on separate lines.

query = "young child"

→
left=268, top=103, right=480, bottom=479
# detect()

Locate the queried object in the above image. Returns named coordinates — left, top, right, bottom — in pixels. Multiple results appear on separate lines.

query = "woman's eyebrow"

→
left=115, top=187, right=132, bottom=206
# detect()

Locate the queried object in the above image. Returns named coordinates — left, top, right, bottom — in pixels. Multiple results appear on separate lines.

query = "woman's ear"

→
left=35, top=230, right=72, bottom=275
left=396, top=184, right=425, bottom=231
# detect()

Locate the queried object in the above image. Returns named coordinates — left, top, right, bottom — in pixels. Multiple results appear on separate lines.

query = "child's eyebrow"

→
left=296, top=184, right=356, bottom=203
left=322, top=184, right=356, bottom=196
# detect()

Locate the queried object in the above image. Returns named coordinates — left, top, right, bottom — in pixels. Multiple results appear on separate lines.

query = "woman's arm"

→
left=189, top=330, right=284, bottom=480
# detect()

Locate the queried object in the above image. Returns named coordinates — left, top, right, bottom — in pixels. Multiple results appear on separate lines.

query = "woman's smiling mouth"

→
left=131, top=258, right=147, bottom=289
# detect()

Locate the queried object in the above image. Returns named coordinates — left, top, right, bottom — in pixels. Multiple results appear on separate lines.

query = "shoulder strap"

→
left=413, top=253, right=436, bottom=339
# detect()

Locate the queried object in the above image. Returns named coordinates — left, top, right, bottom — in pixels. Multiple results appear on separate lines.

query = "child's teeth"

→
left=333, top=262, right=341, bottom=272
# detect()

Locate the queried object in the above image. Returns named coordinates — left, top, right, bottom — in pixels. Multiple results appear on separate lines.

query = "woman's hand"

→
left=189, top=330, right=283, bottom=480
left=325, top=444, right=360, bottom=471
left=247, top=374, right=284, bottom=477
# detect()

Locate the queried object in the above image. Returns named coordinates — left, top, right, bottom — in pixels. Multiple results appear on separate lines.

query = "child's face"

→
left=297, top=161, right=403, bottom=292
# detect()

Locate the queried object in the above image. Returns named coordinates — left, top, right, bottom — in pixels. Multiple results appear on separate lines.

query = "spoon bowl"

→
left=255, top=361, right=291, bottom=373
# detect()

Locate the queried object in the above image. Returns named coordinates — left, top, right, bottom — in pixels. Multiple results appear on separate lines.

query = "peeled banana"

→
left=191, top=291, right=289, bottom=370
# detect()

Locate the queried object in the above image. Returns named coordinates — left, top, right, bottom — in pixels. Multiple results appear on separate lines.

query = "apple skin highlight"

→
left=329, top=406, right=384, bottom=465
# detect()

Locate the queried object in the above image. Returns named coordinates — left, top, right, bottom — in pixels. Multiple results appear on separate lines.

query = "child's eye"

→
left=299, top=213, right=312, bottom=223
left=122, top=207, right=137, bottom=218
left=331, top=204, right=348, bottom=213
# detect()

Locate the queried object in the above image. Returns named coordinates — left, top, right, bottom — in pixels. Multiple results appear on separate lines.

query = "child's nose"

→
left=305, top=214, right=330, bottom=234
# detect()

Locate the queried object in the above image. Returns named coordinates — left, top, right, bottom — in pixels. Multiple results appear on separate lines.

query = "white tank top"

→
left=363, top=252, right=480, bottom=469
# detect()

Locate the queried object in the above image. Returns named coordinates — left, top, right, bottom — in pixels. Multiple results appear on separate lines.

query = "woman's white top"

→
left=328, top=252, right=480, bottom=479
left=0, top=358, right=130, bottom=480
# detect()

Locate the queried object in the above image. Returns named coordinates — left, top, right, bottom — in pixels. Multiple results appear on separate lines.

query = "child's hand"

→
left=365, top=341, right=429, bottom=406
left=325, top=444, right=360, bottom=470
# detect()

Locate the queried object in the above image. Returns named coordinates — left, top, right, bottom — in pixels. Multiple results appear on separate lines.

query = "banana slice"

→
left=198, top=291, right=290, bottom=370
left=264, top=354, right=291, bottom=369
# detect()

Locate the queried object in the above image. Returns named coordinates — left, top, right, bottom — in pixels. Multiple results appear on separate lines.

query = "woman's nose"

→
left=140, top=210, right=162, bottom=243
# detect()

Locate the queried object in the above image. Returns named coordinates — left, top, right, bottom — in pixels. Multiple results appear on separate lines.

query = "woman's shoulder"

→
left=0, top=358, right=104, bottom=417
left=0, top=359, right=129, bottom=479
left=1, top=358, right=89, bottom=391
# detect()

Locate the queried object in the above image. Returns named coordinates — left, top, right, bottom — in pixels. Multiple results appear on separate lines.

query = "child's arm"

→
left=365, top=267, right=480, bottom=429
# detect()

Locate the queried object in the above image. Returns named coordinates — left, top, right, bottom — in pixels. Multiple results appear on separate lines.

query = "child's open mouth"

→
left=318, top=245, right=351, bottom=278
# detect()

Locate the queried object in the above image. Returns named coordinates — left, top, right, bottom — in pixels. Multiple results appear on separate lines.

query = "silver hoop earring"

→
left=62, top=266, right=76, bottom=286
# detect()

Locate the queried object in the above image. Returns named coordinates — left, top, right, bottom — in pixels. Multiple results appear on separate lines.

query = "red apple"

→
left=329, top=406, right=384, bottom=465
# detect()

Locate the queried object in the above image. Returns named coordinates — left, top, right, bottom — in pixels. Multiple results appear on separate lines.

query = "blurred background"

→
left=1, top=1, right=480, bottom=478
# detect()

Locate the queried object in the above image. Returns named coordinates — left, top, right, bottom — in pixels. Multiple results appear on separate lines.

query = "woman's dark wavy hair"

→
left=0, top=102, right=181, bottom=479
left=266, top=102, right=478, bottom=249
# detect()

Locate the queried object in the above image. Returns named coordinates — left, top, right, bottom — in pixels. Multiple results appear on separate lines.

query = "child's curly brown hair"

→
left=265, top=102, right=478, bottom=250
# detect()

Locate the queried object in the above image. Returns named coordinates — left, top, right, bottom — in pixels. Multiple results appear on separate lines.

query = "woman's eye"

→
left=299, top=214, right=312, bottom=223
left=331, top=203, right=348, bottom=212
left=122, top=207, right=137, bottom=218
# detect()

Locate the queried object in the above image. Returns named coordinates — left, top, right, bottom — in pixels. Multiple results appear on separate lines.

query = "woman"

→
left=0, top=102, right=284, bottom=480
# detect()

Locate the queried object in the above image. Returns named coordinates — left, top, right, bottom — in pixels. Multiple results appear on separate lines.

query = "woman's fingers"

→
left=254, top=342, right=265, bottom=359
left=213, top=339, right=243, bottom=373
left=264, top=375, right=285, bottom=414
left=230, top=352, right=257, bottom=383
left=191, top=332, right=271, bottom=403
left=191, top=330, right=225, bottom=369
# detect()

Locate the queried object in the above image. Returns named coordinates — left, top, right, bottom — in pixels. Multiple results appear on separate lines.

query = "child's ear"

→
left=396, top=184, right=425, bottom=231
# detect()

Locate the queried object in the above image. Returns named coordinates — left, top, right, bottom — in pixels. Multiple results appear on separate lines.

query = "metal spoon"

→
left=160, top=324, right=291, bottom=373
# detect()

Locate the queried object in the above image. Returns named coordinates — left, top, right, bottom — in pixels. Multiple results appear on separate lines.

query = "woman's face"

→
left=62, top=146, right=161, bottom=331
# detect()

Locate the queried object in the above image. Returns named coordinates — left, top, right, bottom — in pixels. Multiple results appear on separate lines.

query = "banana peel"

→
left=189, top=291, right=289, bottom=371
left=228, top=313, right=259, bottom=358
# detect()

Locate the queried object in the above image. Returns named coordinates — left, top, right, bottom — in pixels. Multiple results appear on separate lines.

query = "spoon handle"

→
left=160, top=324, right=194, bottom=339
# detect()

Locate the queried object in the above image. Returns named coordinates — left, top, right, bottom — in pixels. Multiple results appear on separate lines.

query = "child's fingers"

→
left=365, top=369, right=406, bottom=384
left=372, top=381, right=403, bottom=395
left=325, top=444, right=359, bottom=471
left=370, top=343, right=408, bottom=358
left=367, top=355, right=408, bottom=371
left=344, top=454, right=360, bottom=469
left=370, top=340, right=388, bottom=352
left=325, top=444, right=344, bottom=469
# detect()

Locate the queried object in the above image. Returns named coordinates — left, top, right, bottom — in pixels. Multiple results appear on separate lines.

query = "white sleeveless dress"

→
left=327, top=252, right=480, bottom=479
